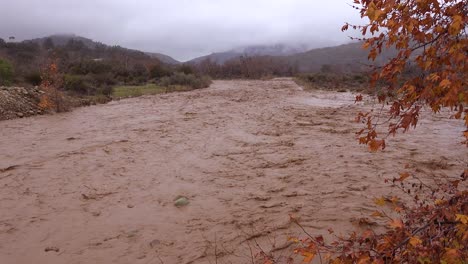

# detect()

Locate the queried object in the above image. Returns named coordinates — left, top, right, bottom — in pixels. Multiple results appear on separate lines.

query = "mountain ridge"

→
left=26, top=34, right=181, bottom=65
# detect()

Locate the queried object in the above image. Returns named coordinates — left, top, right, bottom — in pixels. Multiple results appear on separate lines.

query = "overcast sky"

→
left=0, top=0, right=363, bottom=61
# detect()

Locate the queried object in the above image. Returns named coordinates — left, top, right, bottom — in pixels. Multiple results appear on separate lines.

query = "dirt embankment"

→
left=0, top=86, right=44, bottom=120
left=0, top=79, right=466, bottom=264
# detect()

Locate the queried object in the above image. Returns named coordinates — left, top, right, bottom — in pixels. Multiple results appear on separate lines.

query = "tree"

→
left=43, top=37, right=55, bottom=50
left=341, top=0, right=467, bottom=150
left=66, top=39, right=86, bottom=51
left=286, top=1, right=467, bottom=263
left=39, top=60, right=69, bottom=112
left=0, top=59, right=14, bottom=85
left=149, top=63, right=171, bottom=79
left=177, top=64, right=195, bottom=75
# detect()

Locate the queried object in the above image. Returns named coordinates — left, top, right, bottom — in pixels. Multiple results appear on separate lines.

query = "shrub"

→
left=63, top=74, right=92, bottom=94
left=0, top=59, right=14, bottom=85
left=25, top=72, right=42, bottom=86
left=89, top=73, right=116, bottom=86
left=149, top=63, right=171, bottom=79
left=159, top=72, right=211, bottom=89
left=69, top=60, right=113, bottom=75
left=97, top=86, right=113, bottom=97
left=177, top=64, right=195, bottom=75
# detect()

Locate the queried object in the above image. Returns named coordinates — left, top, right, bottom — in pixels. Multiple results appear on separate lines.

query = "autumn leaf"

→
left=341, top=24, right=349, bottom=32
left=374, top=197, right=386, bottom=206
left=369, top=139, right=385, bottom=152
left=355, top=94, right=363, bottom=102
left=362, top=41, right=371, bottom=49
left=397, top=172, right=410, bottom=181
left=302, top=251, right=315, bottom=263
left=372, top=211, right=384, bottom=217
left=409, top=236, right=422, bottom=247
left=388, top=219, right=404, bottom=229
left=443, top=248, right=460, bottom=262
left=455, top=214, right=468, bottom=225
left=366, top=2, right=383, bottom=21
left=439, top=79, right=452, bottom=88
left=357, top=254, right=371, bottom=264
left=449, top=15, right=463, bottom=36
left=288, top=237, right=300, bottom=243
left=362, top=229, right=374, bottom=239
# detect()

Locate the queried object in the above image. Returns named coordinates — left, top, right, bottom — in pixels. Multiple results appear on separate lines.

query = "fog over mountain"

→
left=0, top=0, right=363, bottom=61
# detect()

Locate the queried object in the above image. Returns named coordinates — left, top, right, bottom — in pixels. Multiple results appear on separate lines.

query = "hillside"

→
left=28, top=34, right=99, bottom=49
left=188, top=41, right=397, bottom=73
left=27, top=34, right=179, bottom=65
left=188, top=43, right=309, bottom=65
left=284, top=41, right=398, bottom=72
left=0, top=34, right=182, bottom=87
left=145, top=52, right=180, bottom=65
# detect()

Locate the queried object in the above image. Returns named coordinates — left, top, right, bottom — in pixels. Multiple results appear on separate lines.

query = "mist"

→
left=0, top=0, right=363, bottom=61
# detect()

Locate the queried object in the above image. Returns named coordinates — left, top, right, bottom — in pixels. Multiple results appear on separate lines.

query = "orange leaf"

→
left=455, top=214, right=468, bottom=225
left=388, top=219, right=404, bottom=229
left=444, top=248, right=460, bottom=262
left=302, top=252, right=315, bottom=263
left=372, top=211, right=384, bottom=217
left=357, top=254, right=371, bottom=264
left=369, top=139, right=385, bottom=152
left=409, top=236, right=422, bottom=247
left=397, top=172, right=410, bottom=181
left=449, top=15, right=463, bottom=36
left=362, top=41, right=371, bottom=49
left=440, top=79, right=451, bottom=88
left=374, top=197, right=386, bottom=206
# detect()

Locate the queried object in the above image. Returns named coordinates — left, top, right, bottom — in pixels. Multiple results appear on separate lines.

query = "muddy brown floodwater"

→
left=0, top=79, right=466, bottom=264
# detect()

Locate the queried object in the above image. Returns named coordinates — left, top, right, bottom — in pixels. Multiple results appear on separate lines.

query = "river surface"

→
left=0, top=79, right=466, bottom=263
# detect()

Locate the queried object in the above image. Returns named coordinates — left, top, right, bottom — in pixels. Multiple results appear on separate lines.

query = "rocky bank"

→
left=0, top=86, right=44, bottom=120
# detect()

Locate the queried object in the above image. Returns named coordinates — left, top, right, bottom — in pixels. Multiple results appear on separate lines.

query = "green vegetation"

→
left=113, top=73, right=211, bottom=98
left=159, top=73, right=212, bottom=90
left=0, top=36, right=213, bottom=109
left=0, top=59, right=14, bottom=85
left=294, top=72, right=370, bottom=93
left=112, top=83, right=195, bottom=98
left=112, top=84, right=167, bottom=98
left=25, top=72, right=42, bottom=86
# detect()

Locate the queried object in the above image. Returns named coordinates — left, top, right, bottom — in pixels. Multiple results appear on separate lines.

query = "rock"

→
left=127, top=204, right=134, bottom=208
left=253, top=195, right=271, bottom=201
left=16, top=112, right=24, bottom=118
left=91, top=211, right=101, bottom=217
left=44, top=246, right=60, bottom=252
left=149, top=239, right=161, bottom=248
left=174, top=196, right=189, bottom=207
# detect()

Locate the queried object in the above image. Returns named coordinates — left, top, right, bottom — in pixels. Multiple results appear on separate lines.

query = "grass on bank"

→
left=112, top=73, right=212, bottom=98
left=112, top=84, right=192, bottom=98
left=294, top=73, right=371, bottom=93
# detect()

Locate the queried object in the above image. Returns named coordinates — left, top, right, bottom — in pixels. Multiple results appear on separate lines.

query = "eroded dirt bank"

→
left=0, top=79, right=466, bottom=264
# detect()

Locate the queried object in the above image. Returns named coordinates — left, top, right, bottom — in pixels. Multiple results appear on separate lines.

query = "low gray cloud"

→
left=0, top=0, right=363, bottom=61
